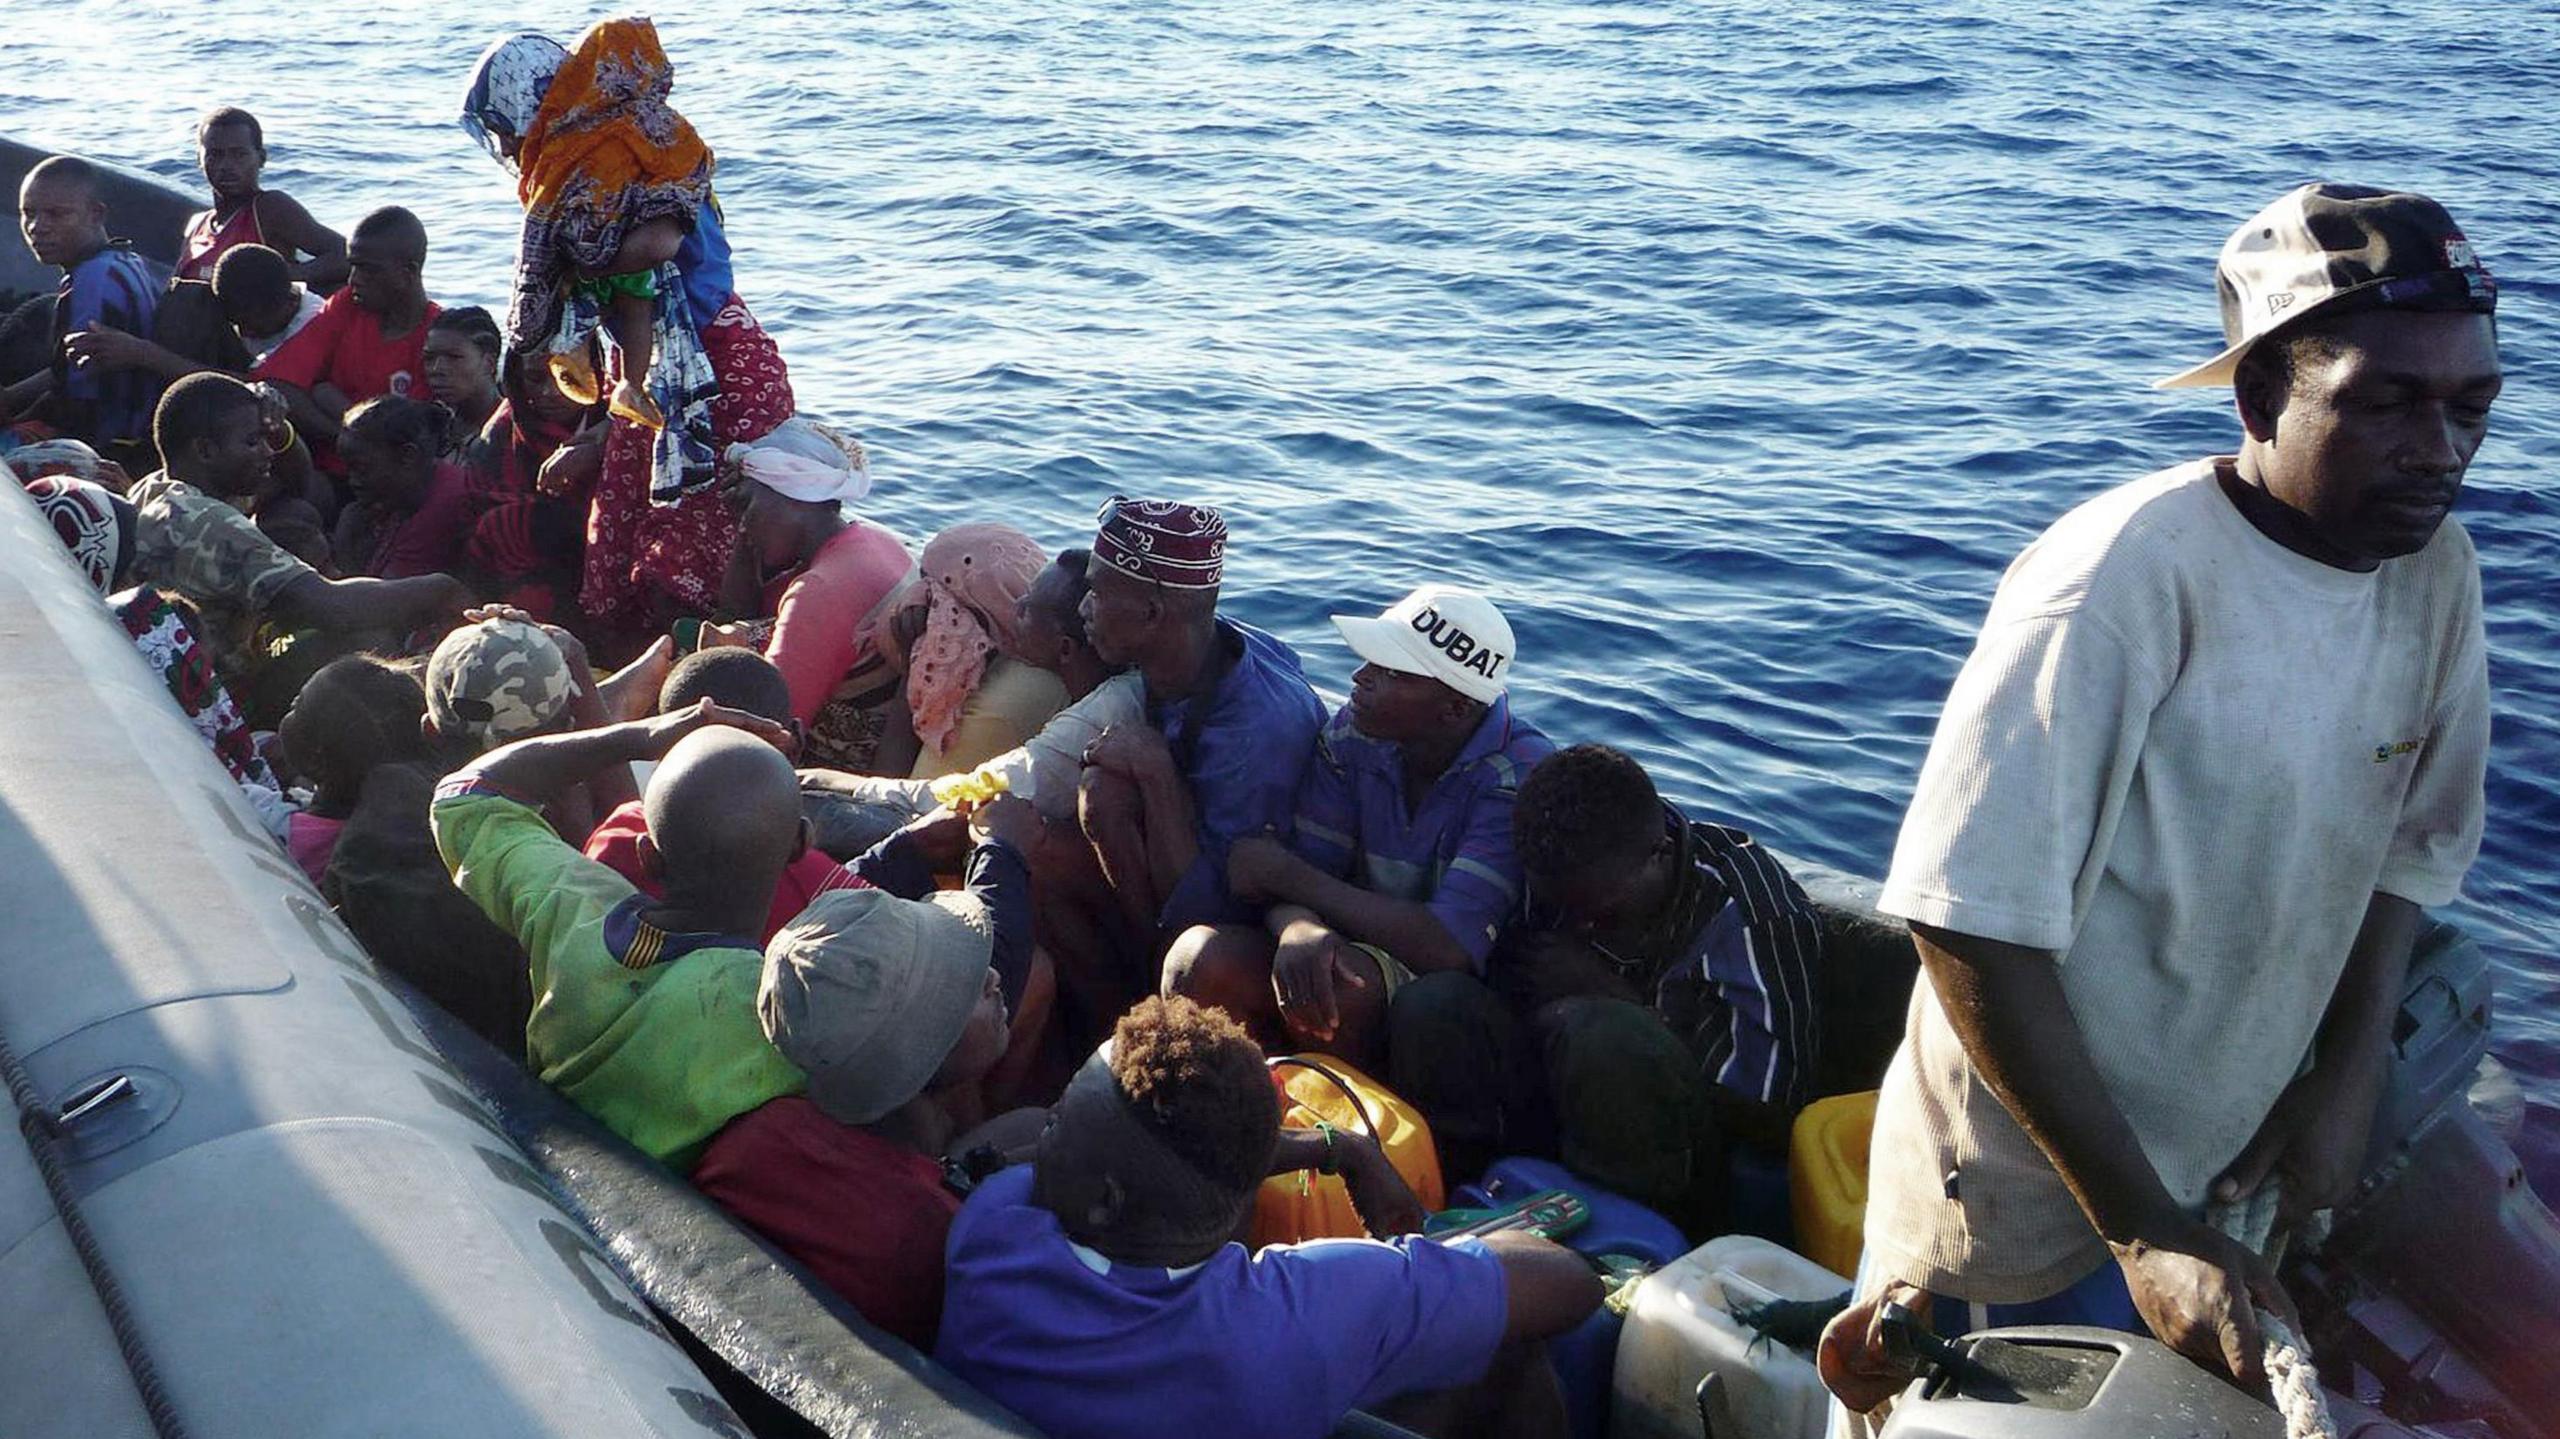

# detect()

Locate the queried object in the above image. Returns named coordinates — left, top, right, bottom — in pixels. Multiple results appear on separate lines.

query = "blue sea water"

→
left=10, top=1, right=2560, bottom=1184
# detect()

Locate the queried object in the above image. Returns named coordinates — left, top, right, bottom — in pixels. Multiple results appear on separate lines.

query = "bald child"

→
left=432, top=702, right=810, bottom=1168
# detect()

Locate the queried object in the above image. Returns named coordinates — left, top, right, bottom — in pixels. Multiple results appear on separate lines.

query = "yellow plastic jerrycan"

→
left=1788, top=1089, right=1878, bottom=1278
left=1248, top=1055, right=1445, bottom=1247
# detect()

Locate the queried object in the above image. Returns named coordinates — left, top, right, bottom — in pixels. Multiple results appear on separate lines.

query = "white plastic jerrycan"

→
left=1609, top=1235, right=1851, bottom=1439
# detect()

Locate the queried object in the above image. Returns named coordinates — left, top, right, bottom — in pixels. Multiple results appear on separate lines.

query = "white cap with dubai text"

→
left=1331, top=584, right=1516, bottom=705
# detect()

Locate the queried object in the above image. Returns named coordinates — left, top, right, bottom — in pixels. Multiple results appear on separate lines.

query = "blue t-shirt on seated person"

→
left=936, top=1165, right=1510, bottom=1439
left=1152, top=618, right=1327, bottom=933
left=1286, top=692, right=1554, bottom=972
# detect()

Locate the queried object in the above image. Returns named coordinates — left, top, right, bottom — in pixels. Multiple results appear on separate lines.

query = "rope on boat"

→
left=2208, top=1183, right=2336, bottom=1439
left=0, top=1040, right=193, bottom=1439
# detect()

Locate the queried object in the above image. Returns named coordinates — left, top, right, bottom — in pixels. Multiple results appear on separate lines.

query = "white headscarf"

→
left=458, top=32, right=568, bottom=171
left=726, top=417, right=874, bottom=505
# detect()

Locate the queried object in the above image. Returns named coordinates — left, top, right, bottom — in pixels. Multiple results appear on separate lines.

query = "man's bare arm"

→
left=1911, top=921, right=2291, bottom=1392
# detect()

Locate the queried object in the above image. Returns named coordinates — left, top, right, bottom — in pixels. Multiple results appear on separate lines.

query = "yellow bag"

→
left=1248, top=1054, right=1446, bottom=1247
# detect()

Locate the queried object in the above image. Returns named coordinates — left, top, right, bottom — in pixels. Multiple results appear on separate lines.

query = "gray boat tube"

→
left=0, top=481, right=1035, bottom=1437
left=0, top=459, right=759, bottom=1435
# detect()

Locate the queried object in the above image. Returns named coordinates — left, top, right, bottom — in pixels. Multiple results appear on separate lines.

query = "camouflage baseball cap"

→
left=2156, top=183, right=2497, bottom=390
left=424, top=618, right=574, bottom=751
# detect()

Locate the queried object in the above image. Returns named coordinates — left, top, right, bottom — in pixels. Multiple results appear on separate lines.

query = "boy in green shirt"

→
left=432, top=700, right=809, bottom=1168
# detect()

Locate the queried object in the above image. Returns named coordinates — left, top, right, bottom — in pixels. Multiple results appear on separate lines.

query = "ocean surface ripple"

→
left=12, top=0, right=2560, bottom=1185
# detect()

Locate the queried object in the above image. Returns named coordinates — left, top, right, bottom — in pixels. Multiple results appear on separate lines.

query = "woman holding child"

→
left=459, top=18, right=795, bottom=647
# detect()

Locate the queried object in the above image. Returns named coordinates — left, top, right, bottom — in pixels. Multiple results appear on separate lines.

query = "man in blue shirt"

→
left=5, top=156, right=162, bottom=464
left=1164, top=584, right=1553, bottom=1070
left=935, top=994, right=1601, bottom=1439
left=1077, top=496, right=1326, bottom=989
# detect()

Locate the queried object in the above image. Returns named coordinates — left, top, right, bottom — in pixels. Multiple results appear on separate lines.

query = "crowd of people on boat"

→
left=2, top=16, right=2506, bottom=1439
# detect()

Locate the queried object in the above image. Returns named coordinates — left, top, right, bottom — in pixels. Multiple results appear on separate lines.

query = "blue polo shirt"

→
left=1154, top=619, right=1326, bottom=933
left=1286, top=694, right=1553, bottom=972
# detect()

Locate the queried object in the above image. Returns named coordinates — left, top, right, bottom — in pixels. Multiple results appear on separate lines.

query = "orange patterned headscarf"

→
left=505, top=16, right=714, bottom=347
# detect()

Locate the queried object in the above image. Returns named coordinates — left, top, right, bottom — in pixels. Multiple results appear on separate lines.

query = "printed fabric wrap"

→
left=511, top=16, right=712, bottom=347
left=114, top=586, right=278, bottom=793
left=458, top=31, right=568, bottom=169
left=556, top=262, right=721, bottom=504
left=581, top=294, right=792, bottom=629
left=509, top=16, right=722, bottom=505
left=899, top=523, right=1048, bottom=755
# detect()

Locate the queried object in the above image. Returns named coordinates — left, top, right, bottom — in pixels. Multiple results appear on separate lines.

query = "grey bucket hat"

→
left=758, top=886, right=995, bottom=1125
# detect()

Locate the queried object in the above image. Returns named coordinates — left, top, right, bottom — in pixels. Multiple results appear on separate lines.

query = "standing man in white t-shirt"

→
left=1823, top=184, right=2500, bottom=1419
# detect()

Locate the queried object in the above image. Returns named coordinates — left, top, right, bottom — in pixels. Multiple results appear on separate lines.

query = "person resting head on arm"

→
left=212, top=244, right=325, bottom=369
left=430, top=701, right=809, bottom=1167
left=123, top=372, right=469, bottom=671
left=934, top=993, right=1602, bottom=1439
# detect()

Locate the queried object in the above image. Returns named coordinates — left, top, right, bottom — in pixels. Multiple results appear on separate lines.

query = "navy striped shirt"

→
left=1571, top=804, right=1827, bottom=1109
left=54, top=240, right=162, bottom=449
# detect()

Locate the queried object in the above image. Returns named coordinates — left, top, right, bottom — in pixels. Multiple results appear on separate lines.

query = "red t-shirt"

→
left=692, top=1097, right=963, bottom=1349
left=255, top=289, right=442, bottom=407
left=582, top=799, right=856, bottom=944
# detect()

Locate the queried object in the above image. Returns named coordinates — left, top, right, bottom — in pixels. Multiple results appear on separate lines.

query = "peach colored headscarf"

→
left=898, top=523, right=1049, bottom=754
